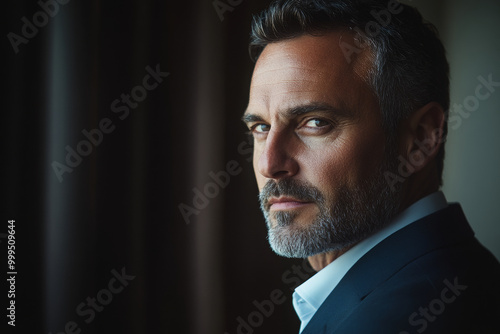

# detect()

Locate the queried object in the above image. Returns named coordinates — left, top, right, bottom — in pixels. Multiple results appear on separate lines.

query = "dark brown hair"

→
left=249, top=0, right=450, bottom=184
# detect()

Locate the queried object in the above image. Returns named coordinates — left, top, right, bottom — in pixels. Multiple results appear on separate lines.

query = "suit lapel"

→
left=300, top=275, right=363, bottom=334
left=301, top=204, right=473, bottom=334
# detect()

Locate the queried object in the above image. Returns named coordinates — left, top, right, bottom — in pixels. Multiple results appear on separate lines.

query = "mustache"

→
left=259, top=179, right=325, bottom=212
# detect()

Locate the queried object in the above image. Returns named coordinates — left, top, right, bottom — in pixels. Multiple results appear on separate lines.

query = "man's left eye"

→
left=304, top=118, right=329, bottom=128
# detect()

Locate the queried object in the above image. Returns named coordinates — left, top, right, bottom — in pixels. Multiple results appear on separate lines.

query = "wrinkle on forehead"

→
left=252, top=31, right=374, bottom=86
left=248, top=31, right=376, bottom=118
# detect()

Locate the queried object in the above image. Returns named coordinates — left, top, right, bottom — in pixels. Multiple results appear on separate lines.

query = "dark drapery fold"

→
left=4, top=1, right=292, bottom=333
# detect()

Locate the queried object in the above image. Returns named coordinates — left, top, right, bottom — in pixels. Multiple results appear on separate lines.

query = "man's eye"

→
left=251, top=123, right=270, bottom=133
left=304, top=118, right=329, bottom=128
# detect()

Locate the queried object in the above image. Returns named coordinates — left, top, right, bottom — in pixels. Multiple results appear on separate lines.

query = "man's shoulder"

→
left=315, top=204, right=500, bottom=333
left=335, top=239, right=500, bottom=333
left=345, top=203, right=496, bottom=292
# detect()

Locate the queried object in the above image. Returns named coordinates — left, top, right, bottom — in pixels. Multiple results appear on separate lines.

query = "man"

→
left=242, top=0, right=500, bottom=333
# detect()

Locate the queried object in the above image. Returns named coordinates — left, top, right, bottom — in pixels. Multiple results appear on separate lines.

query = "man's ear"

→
left=401, top=102, right=445, bottom=173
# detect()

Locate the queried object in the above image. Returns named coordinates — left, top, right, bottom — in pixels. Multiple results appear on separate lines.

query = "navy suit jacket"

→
left=302, top=204, right=500, bottom=334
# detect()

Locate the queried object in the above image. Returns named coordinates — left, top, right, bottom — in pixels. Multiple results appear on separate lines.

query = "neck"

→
left=307, top=245, right=355, bottom=272
left=308, top=174, right=440, bottom=272
left=399, top=167, right=440, bottom=214
left=307, top=168, right=439, bottom=271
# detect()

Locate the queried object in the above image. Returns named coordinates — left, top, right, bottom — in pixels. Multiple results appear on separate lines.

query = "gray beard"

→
left=259, top=154, right=402, bottom=258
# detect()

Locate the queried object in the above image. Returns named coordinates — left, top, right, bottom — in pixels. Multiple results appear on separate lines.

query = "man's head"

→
left=243, top=0, right=449, bottom=259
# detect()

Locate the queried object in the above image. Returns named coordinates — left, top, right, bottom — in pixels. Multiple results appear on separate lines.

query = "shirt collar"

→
left=292, top=191, right=448, bottom=332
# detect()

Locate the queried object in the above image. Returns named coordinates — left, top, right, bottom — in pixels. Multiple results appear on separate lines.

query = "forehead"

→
left=248, top=31, right=375, bottom=115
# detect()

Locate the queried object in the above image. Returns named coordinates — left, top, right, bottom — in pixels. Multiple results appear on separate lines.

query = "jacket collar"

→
left=301, top=204, right=473, bottom=334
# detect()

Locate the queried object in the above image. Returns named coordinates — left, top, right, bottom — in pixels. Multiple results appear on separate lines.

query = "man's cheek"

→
left=305, top=154, right=343, bottom=184
left=342, top=144, right=383, bottom=180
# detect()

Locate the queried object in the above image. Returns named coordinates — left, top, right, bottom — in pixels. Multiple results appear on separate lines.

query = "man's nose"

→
left=257, top=130, right=299, bottom=179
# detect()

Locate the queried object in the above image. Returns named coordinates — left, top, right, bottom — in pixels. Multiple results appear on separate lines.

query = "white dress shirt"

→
left=292, top=191, right=448, bottom=333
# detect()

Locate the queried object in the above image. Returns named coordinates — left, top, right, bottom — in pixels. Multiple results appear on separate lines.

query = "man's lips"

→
left=268, top=197, right=312, bottom=211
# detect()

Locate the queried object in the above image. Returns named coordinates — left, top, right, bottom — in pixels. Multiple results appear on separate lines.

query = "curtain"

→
left=4, top=1, right=302, bottom=333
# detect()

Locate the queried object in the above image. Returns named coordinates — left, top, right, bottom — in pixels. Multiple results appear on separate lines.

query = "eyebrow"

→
left=241, top=113, right=264, bottom=124
left=241, top=102, right=349, bottom=124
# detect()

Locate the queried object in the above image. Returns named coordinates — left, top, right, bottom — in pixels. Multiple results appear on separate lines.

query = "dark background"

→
left=4, top=1, right=307, bottom=333
left=3, top=0, right=500, bottom=334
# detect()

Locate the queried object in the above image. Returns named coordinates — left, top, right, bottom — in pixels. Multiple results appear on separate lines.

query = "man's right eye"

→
left=250, top=123, right=271, bottom=134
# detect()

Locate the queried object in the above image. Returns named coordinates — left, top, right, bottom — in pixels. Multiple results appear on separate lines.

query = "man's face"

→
left=244, top=32, right=401, bottom=258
